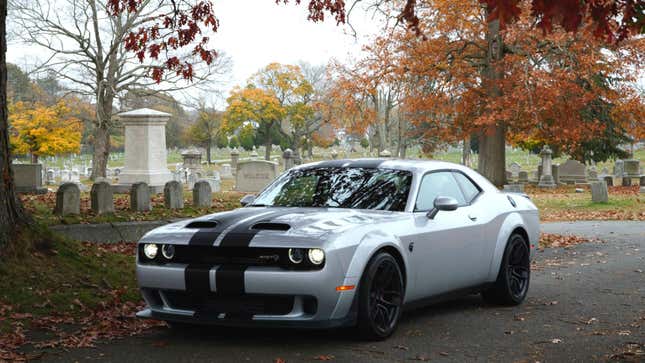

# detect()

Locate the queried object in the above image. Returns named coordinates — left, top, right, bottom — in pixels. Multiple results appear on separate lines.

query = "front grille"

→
left=139, top=246, right=324, bottom=270
left=163, top=291, right=295, bottom=315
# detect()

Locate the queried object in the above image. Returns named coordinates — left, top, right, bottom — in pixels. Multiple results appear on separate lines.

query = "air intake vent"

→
left=185, top=221, right=218, bottom=229
left=251, top=223, right=291, bottom=231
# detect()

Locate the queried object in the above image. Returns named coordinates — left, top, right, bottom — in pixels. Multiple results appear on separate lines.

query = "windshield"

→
left=250, top=167, right=412, bottom=211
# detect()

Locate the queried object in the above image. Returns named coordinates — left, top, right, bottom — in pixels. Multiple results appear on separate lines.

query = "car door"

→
left=403, top=171, right=486, bottom=300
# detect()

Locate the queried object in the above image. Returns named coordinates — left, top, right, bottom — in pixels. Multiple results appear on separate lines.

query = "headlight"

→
left=288, top=248, right=304, bottom=264
left=307, top=248, right=325, bottom=265
left=162, top=244, right=175, bottom=260
left=143, top=243, right=158, bottom=259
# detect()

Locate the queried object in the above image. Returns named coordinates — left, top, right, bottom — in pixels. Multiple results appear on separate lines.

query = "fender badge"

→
left=408, top=242, right=414, bottom=252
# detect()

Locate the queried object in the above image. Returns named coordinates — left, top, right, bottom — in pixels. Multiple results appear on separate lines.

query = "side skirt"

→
left=403, top=283, right=494, bottom=312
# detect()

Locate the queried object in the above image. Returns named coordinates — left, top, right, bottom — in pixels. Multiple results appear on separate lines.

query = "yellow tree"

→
left=223, top=86, right=285, bottom=160
left=9, top=101, right=82, bottom=163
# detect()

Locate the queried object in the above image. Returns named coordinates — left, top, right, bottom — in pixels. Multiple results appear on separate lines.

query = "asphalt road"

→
left=44, top=221, right=645, bottom=362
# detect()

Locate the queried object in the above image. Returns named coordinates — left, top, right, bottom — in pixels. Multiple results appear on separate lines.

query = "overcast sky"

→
left=7, top=0, right=380, bottom=107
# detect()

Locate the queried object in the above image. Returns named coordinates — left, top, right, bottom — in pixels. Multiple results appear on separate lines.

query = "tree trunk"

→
left=90, top=95, right=113, bottom=180
left=461, top=136, right=471, bottom=167
left=31, top=153, right=38, bottom=164
left=477, top=12, right=507, bottom=186
left=0, top=1, right=28, bottom=247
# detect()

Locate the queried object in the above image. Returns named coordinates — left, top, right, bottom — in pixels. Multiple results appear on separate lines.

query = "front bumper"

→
left=136, top=256, right=359, bottom=327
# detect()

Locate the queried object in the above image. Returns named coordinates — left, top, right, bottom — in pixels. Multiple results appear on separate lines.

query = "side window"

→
left=452, top=172, right=481, bottom=203
left=415, top=172, right=466, bottom=211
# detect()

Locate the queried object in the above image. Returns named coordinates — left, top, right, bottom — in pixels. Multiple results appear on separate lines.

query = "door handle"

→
left=468, top=214, right=477, bottom=221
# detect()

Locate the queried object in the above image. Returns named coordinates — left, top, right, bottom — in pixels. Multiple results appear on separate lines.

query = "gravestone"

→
left=622, top=177, right=632, bottom=187
left=91, top=181, right=114, bottom=214
left=640, top=176, right=645, bottom=187
left=46, top=169, right=55, bottom=185
left=603, top=175, right=613, bottom=187
left=235, top=160, right=279, bottom=192
left=503, top=184, right=525, bottom=193
left=182, top=149, right=203, bottom=173
left=505, top=170, right=512, bottom=182
left=283, top=149, right=294, bottom=170
left=55, top=183, right=80, bottom=216
left=590, top=181, right=608, bottom=203
left=509, top=162, right=522, bottom=179
left=220, top=163, right=233, bottom=179
left=164, top=181, right=184, bottom=209
left=518, top=171, right=529, bottom=184
left=130, top=182, right=151, bottom=212
left=331, top=150, right=338, bottom=159
left=379, top=149, right=392, bottom=158
left=558, top=159, right=587, bottom=184
left=614, top=160, right=624, bottom=177
left=13, top=164, right=47, bottom=193
left=552, top=164, right=560, bottom=185
left=623, top=159, right=640, bottom=177
left=538, top=145, right=556, bottom=188
left=193, top=180, right=212, bottom=208
left=588, top=169, right=599, bottom=181
left=114, top=108, right=173, bottom=193
left=250, top=149, right=259, bottom=159
left=206, top=176, right=221, bottom=193
left=70, top=169, right=80, bottom=183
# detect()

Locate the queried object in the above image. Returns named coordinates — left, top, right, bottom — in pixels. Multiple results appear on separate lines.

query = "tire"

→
left=356, top=252, right=405, bottom=340
left=482, top=233, right=531, bottom=305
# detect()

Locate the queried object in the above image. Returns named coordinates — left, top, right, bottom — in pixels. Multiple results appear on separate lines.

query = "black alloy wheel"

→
left=482, top=233, right=531, bottom=305
left=357, top=252, right=404, bottom=340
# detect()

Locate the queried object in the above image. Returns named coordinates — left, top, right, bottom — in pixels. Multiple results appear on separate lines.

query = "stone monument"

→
left=114, top=108, right=173, bottom=193
left=537, top=145, right=556, bottom=188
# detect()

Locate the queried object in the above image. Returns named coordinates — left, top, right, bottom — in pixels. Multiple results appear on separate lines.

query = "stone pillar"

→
left=164, top=181, right=184, bottom=209
left=552, top=164, right=560, bottom=185
left=116, top=108, right=173, bottom=191
left=283, top=148, right=294, bottom=170
left=538, top=145, right=556, bottom=188
left=91, top=181, right=114, bottom=214
left=130, top=182, right=151, bottom=212
left=230, top=148, right=240, bottom=172
left=193, top=180, right=212, bottom=208
left=55, top=183, right=80, bottom=216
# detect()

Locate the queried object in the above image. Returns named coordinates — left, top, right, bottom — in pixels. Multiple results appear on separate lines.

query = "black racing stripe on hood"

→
left=218, top=209, right=297, bottom=248
left=187, top=208, right=266, bottom=246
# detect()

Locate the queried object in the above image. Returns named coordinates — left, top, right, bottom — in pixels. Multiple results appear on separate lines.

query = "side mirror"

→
left=426, top=196, right=459, bottom=219
left=240, top=194, right=256, bottom=207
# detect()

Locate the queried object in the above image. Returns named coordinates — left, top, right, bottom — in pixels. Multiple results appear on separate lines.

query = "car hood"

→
left=140, top=207, right=408, bottom=247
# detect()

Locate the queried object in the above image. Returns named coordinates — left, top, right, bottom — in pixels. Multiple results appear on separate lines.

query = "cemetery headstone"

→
left=587, top=169, right=599, bottom=181
left=13, top=164, right=47, bottom=194
left=640, top=176, right=645, bottom=187
left=331, top=150, right=338, bottom=159
left=614, top=159, right=624, bottom=177
left=509, top=162, right=521, bottom=178
left=518, top=171, right=529, bottom=184
left=230, top=149, right=240, bottom=172
left=164, top=181, right=184, bottom=209
left=603, top=175, right=613, bottom=186
left=193, top=180, right=212, bottom=208
left=130, top=182, right=151, bottom=211
left=46, top=169, right=55, bottom=185
left=220, top=163, right=233, bottom=179
left=55, top=182, right=80, bottom=216
left=503, top=184, right=525, bottom=193
left=235, top=160, right=279, bottom=192
left=181, top=149, right=203, bottom=172
left=552, top=164, right=560, bottom=185
left=379, top=149, right=392, bottom=158
left=90, top=181, right=114, bottom=214
left=590, top=181, right=609, bottom=203
left=283, top=148, right=294, bottom=170
left=558, top=159, right=587, bottom=184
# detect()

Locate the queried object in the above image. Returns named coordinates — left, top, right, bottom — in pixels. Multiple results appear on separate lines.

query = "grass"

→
left=0, top=226, right=138, bottom=333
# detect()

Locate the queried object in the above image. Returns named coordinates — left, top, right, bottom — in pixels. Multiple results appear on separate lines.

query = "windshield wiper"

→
left=248, top=204, right=270, bottom=207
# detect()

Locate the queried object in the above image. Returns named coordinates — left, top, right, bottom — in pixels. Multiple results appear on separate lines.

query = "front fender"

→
left=328, top=229, right=410, bottom=320
left=486, top=211, right=538, bottom=282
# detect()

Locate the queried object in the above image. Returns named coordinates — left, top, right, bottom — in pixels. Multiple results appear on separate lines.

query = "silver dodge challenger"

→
left=136, top=159, right=539, bottom=339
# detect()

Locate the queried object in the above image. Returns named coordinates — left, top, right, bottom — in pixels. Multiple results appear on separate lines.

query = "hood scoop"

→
left=185, top=221, right=218, bottom=229
left=251, top=222, right=291, bottom=231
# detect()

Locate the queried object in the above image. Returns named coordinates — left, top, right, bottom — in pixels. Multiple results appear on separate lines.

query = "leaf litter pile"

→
left=0, top=240, right=163, bottom=361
